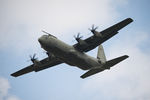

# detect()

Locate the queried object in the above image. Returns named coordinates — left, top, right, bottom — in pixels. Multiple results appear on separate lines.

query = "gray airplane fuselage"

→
left=38, top=35, right=101, bottom=70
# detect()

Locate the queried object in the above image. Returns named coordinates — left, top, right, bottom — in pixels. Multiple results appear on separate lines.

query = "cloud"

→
left=0, top=77, right=10, bottom=100
left=81, top=31, right=150, bottom=100
left=0, top=77, right=20, bottom=100
left=0, top=0, right=128, bottom=53
left=6, top=96, right=20, bottom=100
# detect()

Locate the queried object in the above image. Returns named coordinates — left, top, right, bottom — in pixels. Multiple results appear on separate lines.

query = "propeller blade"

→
left=42, top=30, right=50, bottom=35
left=89, top=24, right=98, bottom=33
left=74, top=33, right=83, bottom=41
left=29, top=53, right=37, bottom=63
left=29, top=55, right=32, bottom=59
left=33, top=53, right=36, bottom=59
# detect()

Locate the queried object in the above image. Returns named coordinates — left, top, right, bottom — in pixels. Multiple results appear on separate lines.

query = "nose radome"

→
left=38, top=36, right=43, bottom=44
left=38, top=37, right=41, bottom=43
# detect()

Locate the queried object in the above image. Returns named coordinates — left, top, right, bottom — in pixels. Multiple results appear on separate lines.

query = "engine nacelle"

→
left=93, top=31, right=103, bottom=37
left=33, top=60, right=41, bottom=67
left=77, top=39, right=88, bottom=47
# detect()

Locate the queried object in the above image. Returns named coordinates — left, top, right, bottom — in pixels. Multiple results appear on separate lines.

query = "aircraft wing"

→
left=11, top=57, right=62, bottom=77
left=73, top=18, right=133, bottom=52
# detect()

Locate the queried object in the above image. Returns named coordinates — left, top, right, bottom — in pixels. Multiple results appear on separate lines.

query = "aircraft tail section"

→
left=97, top=45, right=106, bottom=63
left=80, top=55, right=129, bottom=79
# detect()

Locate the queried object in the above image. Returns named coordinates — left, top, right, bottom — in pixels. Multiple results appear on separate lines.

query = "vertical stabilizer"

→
left=97, top=45, right=106, bottom=63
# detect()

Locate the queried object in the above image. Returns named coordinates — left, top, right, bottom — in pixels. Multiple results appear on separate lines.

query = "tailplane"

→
left=81, top=55, right=129, bottom=79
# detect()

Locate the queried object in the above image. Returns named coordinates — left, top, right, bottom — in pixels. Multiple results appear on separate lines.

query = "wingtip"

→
left=80, top=75, right=85, bottom=79
left=127, top=18, right=133, bottom=22
left=10, top=73, right=17, bottom=77
left=124, top=55, right=129, bottom=58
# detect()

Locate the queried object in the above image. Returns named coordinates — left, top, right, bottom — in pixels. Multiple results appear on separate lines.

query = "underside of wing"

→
left=11, top=65, right=34, bottom=77
left=73, top=18, right=133, bottom=52
left=11, top=57, right=62, bottom=77
left=35, top=57, right=62, bottom=72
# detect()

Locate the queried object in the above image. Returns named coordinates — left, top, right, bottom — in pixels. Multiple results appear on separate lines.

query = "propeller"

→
left=74, top=33, right=83, bottom=42
left=88, top=24, right=98, bottom=33
left=29, top=53, right=38, bottom=63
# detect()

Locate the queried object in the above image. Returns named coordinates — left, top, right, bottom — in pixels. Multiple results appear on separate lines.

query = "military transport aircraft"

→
left=11, top=18, right=133, bottom=78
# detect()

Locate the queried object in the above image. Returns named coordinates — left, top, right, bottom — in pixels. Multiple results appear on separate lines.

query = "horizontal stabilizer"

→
left=81, top=55, right=129, bottom=79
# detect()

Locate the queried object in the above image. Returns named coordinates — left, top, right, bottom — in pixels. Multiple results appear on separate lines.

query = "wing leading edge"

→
left=74, top=18, right=133, bottom=52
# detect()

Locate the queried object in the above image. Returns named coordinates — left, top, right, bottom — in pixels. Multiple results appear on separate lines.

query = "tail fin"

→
left=81, top=55, right=129, bottom=79
left=97, top=45, right=106, bottom=63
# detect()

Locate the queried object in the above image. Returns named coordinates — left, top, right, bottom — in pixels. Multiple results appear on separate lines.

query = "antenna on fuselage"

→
left=41, top=30, right=51, bottom=36
left=41, top=30, right=57, bottom=39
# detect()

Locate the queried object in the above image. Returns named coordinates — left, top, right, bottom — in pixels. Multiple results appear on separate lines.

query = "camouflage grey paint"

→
left=38, top=35, right=101, bottom=70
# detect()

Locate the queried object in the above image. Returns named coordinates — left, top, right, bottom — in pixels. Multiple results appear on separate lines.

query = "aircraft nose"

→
left=38, top=36, right=45, bottom=45
left=38, top=37, right=42, bottom=44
